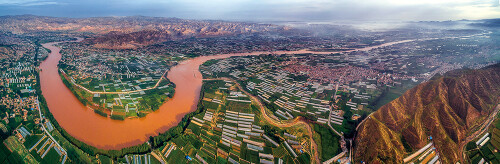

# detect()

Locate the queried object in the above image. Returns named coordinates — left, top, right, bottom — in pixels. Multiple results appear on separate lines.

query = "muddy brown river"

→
left=40, top=39, right=413, bottom=149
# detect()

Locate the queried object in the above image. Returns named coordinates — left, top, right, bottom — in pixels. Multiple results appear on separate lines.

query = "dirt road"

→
left=461, top=103, right=500, bottom=163
left=205, top=78, right=321, bottom=164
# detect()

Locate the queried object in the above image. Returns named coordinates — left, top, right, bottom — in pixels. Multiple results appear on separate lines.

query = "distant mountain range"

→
left=355, top=64, right=500, bottom=163
left=470, top=18, right=500, bottom=28
left=0, top=15, right=286, bottom=49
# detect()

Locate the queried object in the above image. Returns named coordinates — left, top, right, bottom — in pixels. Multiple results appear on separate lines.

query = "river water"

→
left=40, top=39, right=412, bottom=149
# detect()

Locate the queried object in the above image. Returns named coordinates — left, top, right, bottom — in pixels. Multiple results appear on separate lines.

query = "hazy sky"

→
left=0, top=0, right=499, bottom=21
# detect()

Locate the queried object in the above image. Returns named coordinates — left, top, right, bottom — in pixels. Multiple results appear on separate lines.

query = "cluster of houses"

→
left=1, top=62, right=36, bottom=92
left=201, top=56, right=376, bottom=128
left=0, top=49, right=70, bottom=163
left=1, top=96, right=38, bottom=122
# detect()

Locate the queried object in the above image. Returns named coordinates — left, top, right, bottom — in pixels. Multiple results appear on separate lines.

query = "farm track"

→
left=205, top=77, right=321, bottom=164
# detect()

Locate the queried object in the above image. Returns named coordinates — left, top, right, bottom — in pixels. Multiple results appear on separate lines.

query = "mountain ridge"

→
left=0, top=15, right=286, bottom=49
left=355, top=64, right=500, bottom=163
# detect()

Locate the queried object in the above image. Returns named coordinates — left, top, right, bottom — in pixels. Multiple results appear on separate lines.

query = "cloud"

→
left=0, top=0, right=498, bottom=21
left=0, top=0, right=58, bottom=6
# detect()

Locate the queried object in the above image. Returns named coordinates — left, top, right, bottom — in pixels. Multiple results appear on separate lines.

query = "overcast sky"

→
left=0, top=0, right=499, bottom=22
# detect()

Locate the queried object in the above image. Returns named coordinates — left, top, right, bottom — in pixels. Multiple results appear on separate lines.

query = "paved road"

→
left=355, top=112, right=374, bottom=131
left=36, top=97, right=67, bottom=164
left=323, top=72, right=350, bottom=164
left=327, top=83, right=342, bottom=136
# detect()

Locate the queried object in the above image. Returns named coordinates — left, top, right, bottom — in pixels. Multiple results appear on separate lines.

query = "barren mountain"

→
left=83, top=30, right=172, bottom=49
left=355, top=64, right=500, bottom=163
left=0, top=15, right=285, bottom=49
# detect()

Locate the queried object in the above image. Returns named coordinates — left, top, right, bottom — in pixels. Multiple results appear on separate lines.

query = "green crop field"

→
left=226, top=101, right=251, bottom=113
left=3, top=136, right=38, bottom=164
left=466, top=113, right=500, bottom=163
left=314, top=124, right=341, bottom=162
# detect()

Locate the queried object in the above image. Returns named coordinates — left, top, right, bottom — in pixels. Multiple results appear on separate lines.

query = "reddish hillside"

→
left=82, top=25, right=268, bottom=49
left=0, top=15, right=284, bottom=49
left=355, top=64, right=500, bottom=163
left=83, top=30, right=172, bottom=49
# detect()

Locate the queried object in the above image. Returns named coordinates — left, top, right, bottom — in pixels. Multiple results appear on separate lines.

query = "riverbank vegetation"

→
left=36, top=72, right=317, bottom=163
left=35, top=73, right=151, bottom=160
left=39, top=72, right=207, bottom=159
left=148, top=81, right=210, bottom=148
